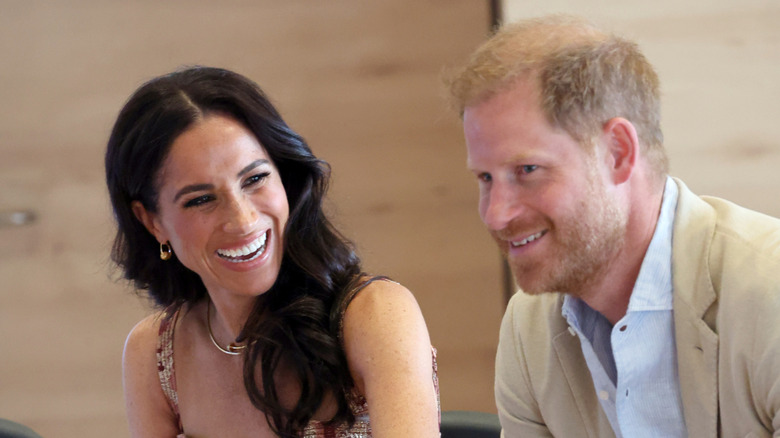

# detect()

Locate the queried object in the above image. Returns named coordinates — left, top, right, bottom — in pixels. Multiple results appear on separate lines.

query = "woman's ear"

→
left=600, top=117, right=638, bottom=185
left=131, top=200, right=166, bottom=243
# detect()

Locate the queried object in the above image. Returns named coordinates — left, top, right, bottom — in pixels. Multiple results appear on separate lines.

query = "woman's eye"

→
left=243, top=172, right=270, bottom=188
left=184, top=194, right=214, bottom=208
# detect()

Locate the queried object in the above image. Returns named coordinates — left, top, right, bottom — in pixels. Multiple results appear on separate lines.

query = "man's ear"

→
left=131, top=201, right=166, bottom=244
left=600, top=117, right=639, bottom=185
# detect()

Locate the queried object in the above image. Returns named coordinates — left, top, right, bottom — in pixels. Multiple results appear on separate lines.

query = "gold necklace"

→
left=206, top=300, right=246, bottom=356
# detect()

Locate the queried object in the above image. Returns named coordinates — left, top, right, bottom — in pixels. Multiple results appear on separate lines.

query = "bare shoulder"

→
left=123, top=311, right=168, bottom=396
left=123, top=312, right=165, bottom=366
left=342, top=280, right=440, bottom=436
left=342, top=279, right=429, bottom=345
left=341, top=278, right=433, bottom=384
left=123, top=310, right=182, bottom=436
left=344, top=279, right=421, bottom=317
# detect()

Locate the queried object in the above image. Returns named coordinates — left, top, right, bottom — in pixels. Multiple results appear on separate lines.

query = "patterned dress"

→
left=156, top=279, right=440, bottom=437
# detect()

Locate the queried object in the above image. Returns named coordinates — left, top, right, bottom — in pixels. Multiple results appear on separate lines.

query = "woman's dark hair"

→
left=105, top=66, right=362, bottom=436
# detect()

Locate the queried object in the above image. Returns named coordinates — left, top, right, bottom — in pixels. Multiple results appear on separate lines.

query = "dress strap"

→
left=156, top=305, right=184, bottom=433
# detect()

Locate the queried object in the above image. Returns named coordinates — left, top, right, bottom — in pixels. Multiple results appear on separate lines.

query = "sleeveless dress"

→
left=156, top=278, right=440, bottom=437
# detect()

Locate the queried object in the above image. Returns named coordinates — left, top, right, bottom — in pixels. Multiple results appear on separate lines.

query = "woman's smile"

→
left=217, top=230, right=268, bottom=263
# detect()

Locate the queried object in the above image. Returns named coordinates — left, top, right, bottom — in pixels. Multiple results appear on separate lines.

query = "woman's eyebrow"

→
left=173, top=183, right=213, bottom=202
left=238, top=159, right=270, bottom=178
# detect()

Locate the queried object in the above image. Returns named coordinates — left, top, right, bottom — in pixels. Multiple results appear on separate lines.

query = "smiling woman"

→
left=131, top=115, right=290, bottom=305
left=105, top=66, right=440, bottom=437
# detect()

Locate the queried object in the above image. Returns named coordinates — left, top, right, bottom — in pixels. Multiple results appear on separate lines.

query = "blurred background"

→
left=0, top=1, right=778, bottom=436
left=501, top=0, right=780, bottom=211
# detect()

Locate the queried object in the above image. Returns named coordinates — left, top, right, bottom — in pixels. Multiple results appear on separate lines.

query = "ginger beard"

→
left=495, top=165, right=627, bottom=296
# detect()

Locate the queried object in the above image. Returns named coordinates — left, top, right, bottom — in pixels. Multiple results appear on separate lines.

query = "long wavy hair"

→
left=105, top=66, right=362, bottom=436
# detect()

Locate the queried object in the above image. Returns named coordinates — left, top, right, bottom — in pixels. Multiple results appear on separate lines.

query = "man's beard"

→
left=496, top=172, right=626, bottom=296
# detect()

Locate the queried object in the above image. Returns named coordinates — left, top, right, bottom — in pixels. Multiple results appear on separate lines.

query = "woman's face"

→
left=133, top=115, right=289, bottom=301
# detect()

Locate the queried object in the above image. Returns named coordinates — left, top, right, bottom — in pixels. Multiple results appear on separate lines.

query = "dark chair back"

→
left=0, top=419, right=43, bottom=438
left=440, top=410, right=501, bottom=438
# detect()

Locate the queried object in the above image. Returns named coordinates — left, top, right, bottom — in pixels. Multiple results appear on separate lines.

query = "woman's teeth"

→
left=217, top=232, right=267, bottom=262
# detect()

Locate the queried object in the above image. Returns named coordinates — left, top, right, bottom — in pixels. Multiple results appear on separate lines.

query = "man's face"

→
left=463, top=79, right=626, bottom=296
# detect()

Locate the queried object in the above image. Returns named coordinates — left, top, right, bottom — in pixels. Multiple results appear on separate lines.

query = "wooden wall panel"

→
left=0, top=2, right=498, bottom=436
left=499, top=1, right=780, bottom=215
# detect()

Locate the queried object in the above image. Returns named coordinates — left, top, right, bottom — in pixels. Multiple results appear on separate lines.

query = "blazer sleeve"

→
left=495, top=297, right=554, bottom=437
left=752, top=298, right=780, bottom=436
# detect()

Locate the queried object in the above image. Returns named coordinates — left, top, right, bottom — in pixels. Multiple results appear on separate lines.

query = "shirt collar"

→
left=626, top=177, right=678, bottom=312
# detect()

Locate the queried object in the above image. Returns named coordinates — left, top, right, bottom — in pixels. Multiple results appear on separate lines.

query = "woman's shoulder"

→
left=123, top=307, right=188, bottom=436
left=124, top=309, right=172, bottom=363
left=340, top=276, right=430, bottom=363
left=342, top=277, right=418, bottom=317
left=339, top=278, right=440, bottom=436
left=124, top=304, right=189, bottom=362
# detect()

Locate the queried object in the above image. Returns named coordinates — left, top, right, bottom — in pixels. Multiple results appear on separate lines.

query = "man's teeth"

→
left=511, top=231, right=544, bottom=247
left=217, top=233, right=267, bottom=262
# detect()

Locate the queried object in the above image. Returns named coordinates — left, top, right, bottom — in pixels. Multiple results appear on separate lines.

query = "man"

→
left=446, top=15, right=780, bottom=437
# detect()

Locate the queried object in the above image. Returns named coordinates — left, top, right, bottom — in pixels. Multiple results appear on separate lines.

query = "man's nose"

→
left=481, top=183, right=523, bottom=231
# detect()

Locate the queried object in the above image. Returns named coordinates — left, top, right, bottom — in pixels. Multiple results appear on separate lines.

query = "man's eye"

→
left=520, top=165, right=538, bottom=174
left=477, top=173, right=492, bottom=183
left=184, top=195, right=214, bottom=208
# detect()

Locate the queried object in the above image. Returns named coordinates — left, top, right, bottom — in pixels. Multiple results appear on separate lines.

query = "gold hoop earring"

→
left=160, top=242, right=172, bottom=260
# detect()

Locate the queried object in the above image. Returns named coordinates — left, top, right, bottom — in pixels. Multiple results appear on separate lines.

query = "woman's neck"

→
left=207, top=293, right=257, bottom=342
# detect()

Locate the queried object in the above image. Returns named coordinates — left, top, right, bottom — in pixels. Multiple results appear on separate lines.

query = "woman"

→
left=105, top=66, right=440, bottom=437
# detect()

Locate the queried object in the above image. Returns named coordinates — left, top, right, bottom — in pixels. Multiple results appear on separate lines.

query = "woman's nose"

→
left=222, top=196, right=259, bottom=234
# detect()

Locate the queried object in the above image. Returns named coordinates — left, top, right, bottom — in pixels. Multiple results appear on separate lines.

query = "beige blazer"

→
left=495, top=178, right=780, bottom=437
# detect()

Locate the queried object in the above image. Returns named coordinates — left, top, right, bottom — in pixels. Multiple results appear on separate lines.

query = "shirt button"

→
left=619, top=325, right=627, bottom=332
left=599, top=390, right=609, bottom=401
left=568, top=327, right=576, bottom=336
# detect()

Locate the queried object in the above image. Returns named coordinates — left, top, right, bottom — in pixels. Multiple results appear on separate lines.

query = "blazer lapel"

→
left=553, top=329, right=615, bottom=438
left=671, top=178, right=720, bottom=437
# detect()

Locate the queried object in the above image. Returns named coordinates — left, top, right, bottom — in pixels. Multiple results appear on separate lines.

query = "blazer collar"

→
left=670, top=177, right=720, bottom=437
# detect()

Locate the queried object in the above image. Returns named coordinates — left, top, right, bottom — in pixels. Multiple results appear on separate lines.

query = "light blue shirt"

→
left=561, top=177, right=686, bottom=438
